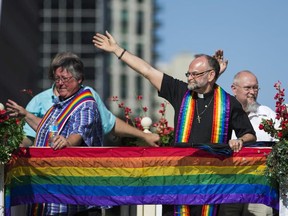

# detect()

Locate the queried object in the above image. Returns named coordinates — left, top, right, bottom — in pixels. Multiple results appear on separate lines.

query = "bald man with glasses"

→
left=231, top=70, right=278, bottom=142
left=217, top=70, right=279, bottom=216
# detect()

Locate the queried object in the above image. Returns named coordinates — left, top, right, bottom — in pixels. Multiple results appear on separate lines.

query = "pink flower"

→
left=118, top=102, right=124, bottom=108
left=260, top=81, right=288, bottom=141
left=0, top=110, right=9, bottom=123
left=20, top=89, right=33, bottom=97
left=142, top=107, right=148, bottom=112
left=111, top=96, right=119, bottom=101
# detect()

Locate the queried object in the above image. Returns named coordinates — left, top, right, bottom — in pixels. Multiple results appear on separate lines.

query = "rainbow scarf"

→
left=175, top=85, right=230, bottom=143
left=201, top=205, right=218, bottom=216
left=174, top=205, right=190, bottom=216
left=5, top=147, right=278, bottom=216
left=175, top=86, right=230, bottom=216
left=34, top=89, right=95, bottom=146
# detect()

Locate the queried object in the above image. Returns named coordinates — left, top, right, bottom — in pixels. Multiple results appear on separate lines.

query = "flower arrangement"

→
left=0, top=103, right=24, bottom=164
left=152, top=102, right=174, bottom=145
left=259, top=81, right=288, bottom=188
left=112, top=96, right=174, bottom=146
left=259, top=81, right=288, bottom=140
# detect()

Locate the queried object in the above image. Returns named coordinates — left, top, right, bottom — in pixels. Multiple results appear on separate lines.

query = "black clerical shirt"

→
left=159, top=74, right=255, bottom=144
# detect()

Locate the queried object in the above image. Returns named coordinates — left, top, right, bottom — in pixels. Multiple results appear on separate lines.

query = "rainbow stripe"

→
left=34, top=89, right=95, bottom=146
left=175, top=86, right=230, bottom=144
left=57, top=89, right=95, bottom=131
left=211, top=86, right=230, bottom=143
left=5, top=147, right=278, bottom=216
left=34, top=107, right=54, bottom=144
left=175, top=91, right=195, bottom=142
left=201, top=204, right=218, bottom=216
left=174, top=205, right=190, bottom=216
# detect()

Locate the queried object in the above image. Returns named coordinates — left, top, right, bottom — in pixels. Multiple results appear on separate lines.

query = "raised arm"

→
left=93, top=31, right=164, bottom=91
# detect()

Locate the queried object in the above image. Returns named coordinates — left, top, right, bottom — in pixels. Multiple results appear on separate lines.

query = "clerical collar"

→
left=197, top=90, right=214, bottom=99
left=197, top=93, right=204, bottom=98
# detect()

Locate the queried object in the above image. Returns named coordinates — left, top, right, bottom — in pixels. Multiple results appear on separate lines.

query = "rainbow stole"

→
left=174, top=204, right=218, bottom=216
left=175, top=85, right=230, bottom=143
left=34, top=89, right=95, bottom=146
left=175, top=86, right=230, bottom=216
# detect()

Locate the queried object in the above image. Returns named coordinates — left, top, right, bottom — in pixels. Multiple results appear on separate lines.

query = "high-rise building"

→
left=39, top=0, right=161, bottom=121
left=39, top=0, right=108, bottom=95
left=0, top=0, right=161, bottom=123
left=107, top=0, right=160, bottom=119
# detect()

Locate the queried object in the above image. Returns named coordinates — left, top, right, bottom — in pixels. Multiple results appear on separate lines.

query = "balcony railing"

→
left=3, top=146, right=278, bottom=216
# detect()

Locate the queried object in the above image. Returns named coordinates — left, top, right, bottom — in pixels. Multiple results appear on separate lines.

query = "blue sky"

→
left=157, top=0, right=288, bottom=109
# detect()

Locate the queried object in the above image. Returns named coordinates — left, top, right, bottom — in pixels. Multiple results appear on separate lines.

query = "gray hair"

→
left=48, top=52, right=85, bottom=82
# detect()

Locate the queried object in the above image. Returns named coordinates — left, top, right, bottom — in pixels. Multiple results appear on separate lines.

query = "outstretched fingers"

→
left=92, top=34, right=105, bottom=47
left=93, top=31, right=119, bottom=53
left=213, top=49, right=228, bottom=75
left=104, top=31, right=116, bottom=42
left=6, top=99, right=23, bottom=117
left=214, top=49, right=223, bottom=60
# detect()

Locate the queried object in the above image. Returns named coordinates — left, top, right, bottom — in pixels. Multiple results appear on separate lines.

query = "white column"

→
left=136, top=205, right=162, bottom=216
left=136, top=118, right=162, bottom=216
left=279, top=186, right=288, bottom=216
left=0, top=164, right=4, bottom=216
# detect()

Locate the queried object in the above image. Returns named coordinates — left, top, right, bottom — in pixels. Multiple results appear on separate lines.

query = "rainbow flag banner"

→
left=5, top=146, right=278, bottom=215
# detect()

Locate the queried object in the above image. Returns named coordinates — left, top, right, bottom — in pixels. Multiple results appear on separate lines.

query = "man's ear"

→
left=231, top=84, right=237, bottom=95
left=208, top=70, right=215, bottom=82
left=208, top=70, right=216, bottom=82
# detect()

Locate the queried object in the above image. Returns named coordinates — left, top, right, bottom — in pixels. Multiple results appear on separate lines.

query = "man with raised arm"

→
left=93, top=31, right=256, bottom=215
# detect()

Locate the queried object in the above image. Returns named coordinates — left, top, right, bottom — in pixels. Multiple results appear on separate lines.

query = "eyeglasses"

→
left=185, top=69, right=213, bottom=78
left=235, top=84, right=260, bottom=92
left=54, top=76, right=74, bottom=84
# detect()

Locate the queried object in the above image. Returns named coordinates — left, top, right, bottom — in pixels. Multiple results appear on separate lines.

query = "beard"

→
left=245, top=101, right=260, bottom=113
left=187, top=81, right=200, bottom=91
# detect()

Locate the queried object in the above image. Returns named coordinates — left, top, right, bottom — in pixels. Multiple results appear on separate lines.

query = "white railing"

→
left=0, top=165, right=4, bottom=216
left=138, top=117, right=162, bottom=216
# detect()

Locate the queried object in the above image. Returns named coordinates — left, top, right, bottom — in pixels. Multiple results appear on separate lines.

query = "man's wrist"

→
left=113, top=46, right=122, bottom=57
left=118, top=49, right=126, bottom=60
left=237, top=138, right=244, bottom=143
